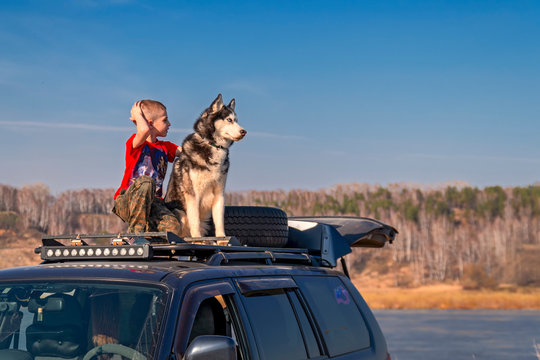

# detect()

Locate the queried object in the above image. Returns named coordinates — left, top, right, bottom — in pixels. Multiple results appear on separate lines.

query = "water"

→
left=373, top=310, right=540, bottom=360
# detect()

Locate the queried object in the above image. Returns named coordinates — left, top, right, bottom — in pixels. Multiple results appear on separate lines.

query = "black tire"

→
left=209, top=206, right=289, bottom=248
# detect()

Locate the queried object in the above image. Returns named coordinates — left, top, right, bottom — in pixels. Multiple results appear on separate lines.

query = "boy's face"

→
left=150, top=109, right=170, bottom=137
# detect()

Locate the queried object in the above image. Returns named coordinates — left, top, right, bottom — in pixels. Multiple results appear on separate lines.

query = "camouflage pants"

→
left=112, top=176, right=181, bottom=234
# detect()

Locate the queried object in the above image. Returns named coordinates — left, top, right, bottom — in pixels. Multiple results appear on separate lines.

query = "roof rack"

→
left=35, top=216, right=398, bottom=270
left=35, top=232, right=314, bottom=266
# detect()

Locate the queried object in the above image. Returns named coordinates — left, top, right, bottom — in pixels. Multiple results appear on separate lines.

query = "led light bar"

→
left=39, top=244, right=151, bottom=261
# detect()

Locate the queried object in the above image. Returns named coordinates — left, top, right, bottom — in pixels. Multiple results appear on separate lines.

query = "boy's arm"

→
left=131, top=101, right=151, bottom=149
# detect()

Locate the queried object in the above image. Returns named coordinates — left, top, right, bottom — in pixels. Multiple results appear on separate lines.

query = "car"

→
left=0, top=206, right=397, bottom=360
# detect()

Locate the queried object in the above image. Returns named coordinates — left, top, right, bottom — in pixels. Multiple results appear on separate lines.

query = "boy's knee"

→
left=158, top=214, right=182, bottom=235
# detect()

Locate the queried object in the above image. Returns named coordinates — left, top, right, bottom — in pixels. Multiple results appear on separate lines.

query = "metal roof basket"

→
left=35, top=217, right=397, bottom=273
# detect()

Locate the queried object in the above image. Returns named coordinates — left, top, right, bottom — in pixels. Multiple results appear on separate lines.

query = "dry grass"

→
left=356, top=283, right=540, bottom=309
left=0, top=229, right=42, bottom=269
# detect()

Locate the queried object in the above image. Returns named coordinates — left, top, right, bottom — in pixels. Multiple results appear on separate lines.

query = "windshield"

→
left=0, top=281, right=167, bottom=360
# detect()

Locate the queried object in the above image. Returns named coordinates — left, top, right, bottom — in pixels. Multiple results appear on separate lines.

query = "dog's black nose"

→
left=240, top=129, right=247, bottom=136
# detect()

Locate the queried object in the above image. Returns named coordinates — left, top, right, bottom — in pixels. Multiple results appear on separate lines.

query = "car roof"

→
left=0, top=258, right=339, bottom=284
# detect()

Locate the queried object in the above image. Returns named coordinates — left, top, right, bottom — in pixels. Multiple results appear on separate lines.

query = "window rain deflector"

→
left=236, top=277, right=297, bottom=296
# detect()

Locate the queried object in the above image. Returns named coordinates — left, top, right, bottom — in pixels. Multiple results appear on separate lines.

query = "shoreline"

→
left=355, top=284, right=540, bottom=310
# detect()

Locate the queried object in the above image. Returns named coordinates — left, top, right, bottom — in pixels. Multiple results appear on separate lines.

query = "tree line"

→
left=1, top=182, right=539, bottom=287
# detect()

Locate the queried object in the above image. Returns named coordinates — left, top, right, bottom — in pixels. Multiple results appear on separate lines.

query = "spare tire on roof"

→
left=208, top=206, right=289, bottom=248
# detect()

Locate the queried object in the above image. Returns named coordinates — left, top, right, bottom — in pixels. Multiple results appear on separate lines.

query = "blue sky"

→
left=1, top=0, right=539, bottom=194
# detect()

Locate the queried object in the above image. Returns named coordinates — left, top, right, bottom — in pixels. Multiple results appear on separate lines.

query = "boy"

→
left=113, top=100, right=182, bottom=234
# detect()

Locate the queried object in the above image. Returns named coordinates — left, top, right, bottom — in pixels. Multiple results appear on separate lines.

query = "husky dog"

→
left=165, top=94, right=246, bottom=238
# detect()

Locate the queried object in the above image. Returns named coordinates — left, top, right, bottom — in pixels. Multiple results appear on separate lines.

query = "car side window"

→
left=187, top=296, right=228, bottom=344
left=295, top=276, right=371, bottom=357
left=241, top=288, right=308, bottom=360
left=186, top=293, right=251, bottom=360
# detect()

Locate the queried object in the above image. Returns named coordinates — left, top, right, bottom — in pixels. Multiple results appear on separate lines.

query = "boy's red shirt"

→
left=114, top=134, right=179, bottom=199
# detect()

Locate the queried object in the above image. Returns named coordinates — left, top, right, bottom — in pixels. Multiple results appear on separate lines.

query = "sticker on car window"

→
left=335, top=285, right=350, bottom=305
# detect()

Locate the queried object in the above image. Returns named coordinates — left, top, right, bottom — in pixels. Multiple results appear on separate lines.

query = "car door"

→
left=233, top=276, right=326, bottom=360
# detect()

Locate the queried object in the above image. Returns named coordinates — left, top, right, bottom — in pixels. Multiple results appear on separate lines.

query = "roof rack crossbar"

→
left=206, top=250, right=312, bottom=266
left=207, top=251, right=272, bottom=266
left=42, top=232, right=170, bottom=240
left=150, top=244, right=308, bottom=256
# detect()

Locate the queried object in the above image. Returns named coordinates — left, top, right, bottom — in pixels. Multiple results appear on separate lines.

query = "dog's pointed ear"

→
left=210, top=94, right=224, bottom=113
left=228, top=98, right=235, bottom=110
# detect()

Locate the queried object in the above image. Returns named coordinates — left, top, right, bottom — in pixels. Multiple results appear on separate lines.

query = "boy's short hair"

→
left=140, top=99, right=167, bottom=122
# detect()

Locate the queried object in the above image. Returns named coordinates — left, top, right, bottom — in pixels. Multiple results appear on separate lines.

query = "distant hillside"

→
left=1, top=182, right=539, bottom=288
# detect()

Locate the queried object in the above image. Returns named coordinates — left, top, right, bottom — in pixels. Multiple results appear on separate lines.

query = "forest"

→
left=1, top=182, right=539, bottom=288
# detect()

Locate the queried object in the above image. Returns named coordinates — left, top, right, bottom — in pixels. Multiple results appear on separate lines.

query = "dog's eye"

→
left=227, top=118, right=233, bottom=122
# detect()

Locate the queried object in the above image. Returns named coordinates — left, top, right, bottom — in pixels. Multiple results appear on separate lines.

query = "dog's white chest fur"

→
left=190, top=151, right=227, bottom=212
left=191, top=166, right=224, bottom=194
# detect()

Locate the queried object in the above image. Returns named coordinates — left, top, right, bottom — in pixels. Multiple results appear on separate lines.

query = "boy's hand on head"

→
left=130, top=101, right=150, bottom=126
left=131, top=100, right=153, bottom=148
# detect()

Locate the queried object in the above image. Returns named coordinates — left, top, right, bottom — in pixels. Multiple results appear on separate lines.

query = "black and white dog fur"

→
left=165, top=94, right=246, bottom=238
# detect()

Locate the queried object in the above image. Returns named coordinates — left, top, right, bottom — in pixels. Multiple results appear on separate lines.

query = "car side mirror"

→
left=183, top=335, right=237, bottom=360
